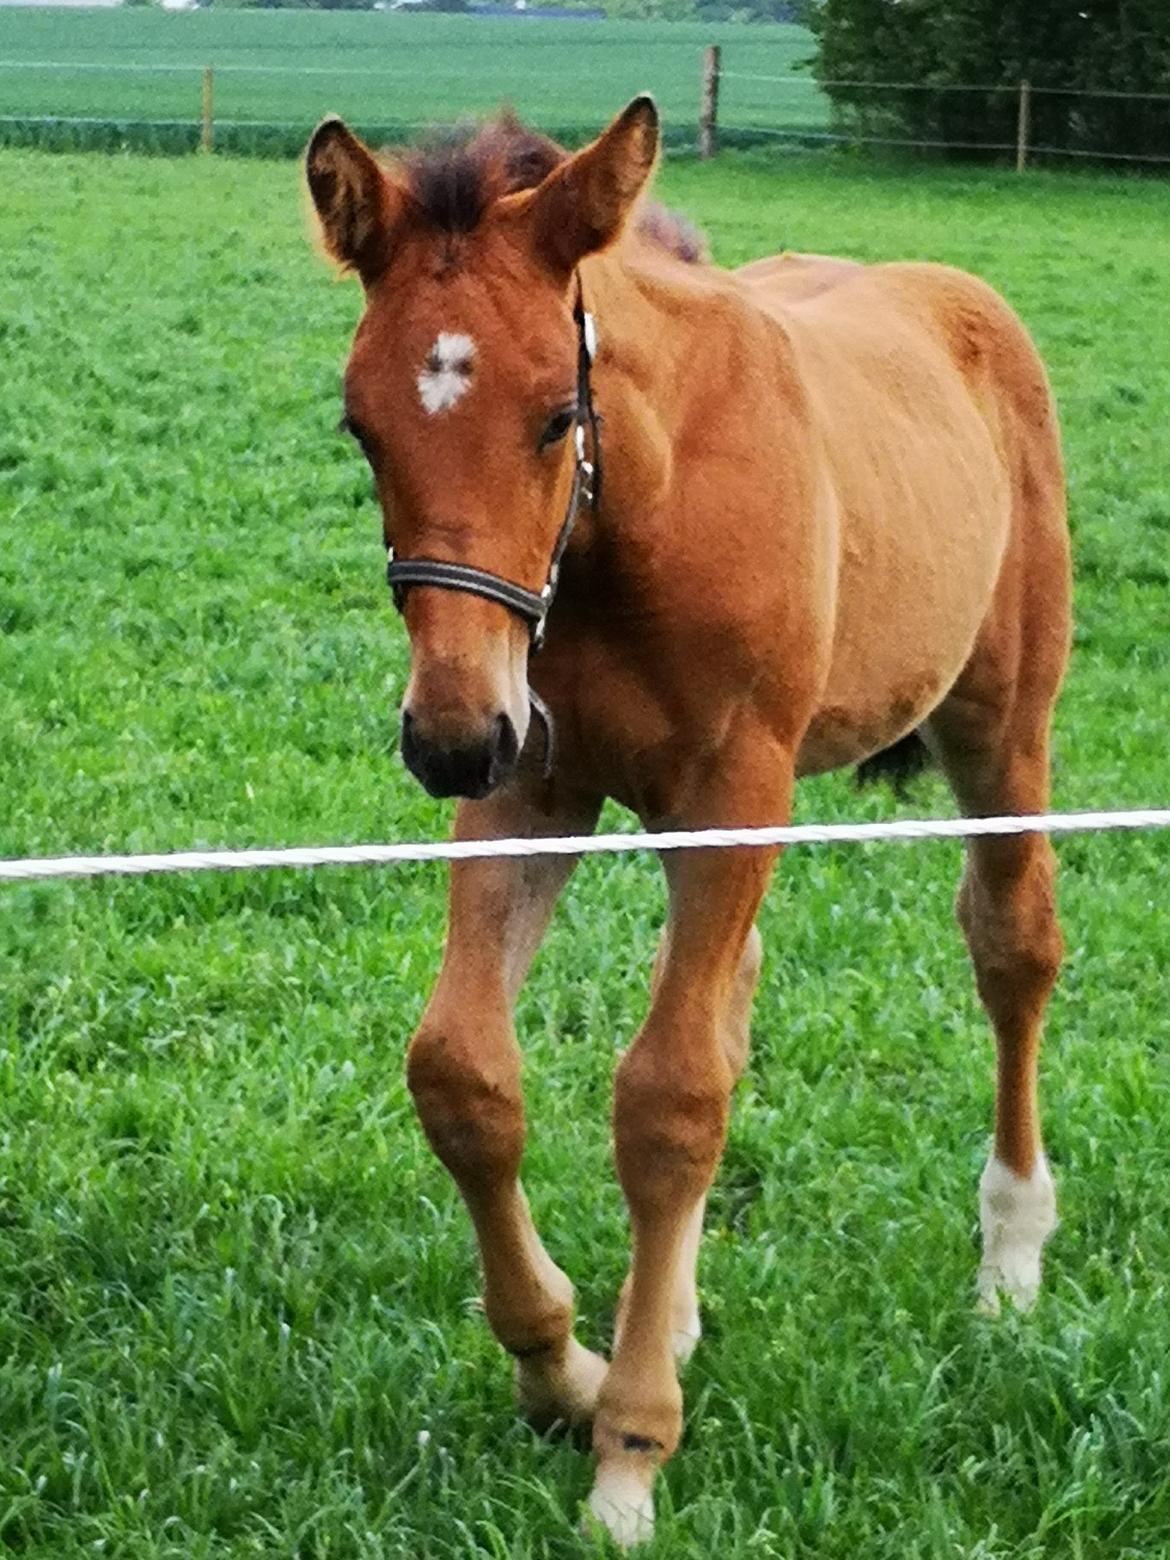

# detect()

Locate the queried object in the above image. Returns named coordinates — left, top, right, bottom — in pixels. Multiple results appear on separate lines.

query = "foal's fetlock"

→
left=515, top=1335, right=609, bottom=1431
left=594, top=1372, right=683, bottom=1468
left=490, top=1266, right=601, bottom=1428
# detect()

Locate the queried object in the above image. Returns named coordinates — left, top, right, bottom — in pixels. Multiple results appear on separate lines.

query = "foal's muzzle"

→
left=400, top=710, right=520, bottom=800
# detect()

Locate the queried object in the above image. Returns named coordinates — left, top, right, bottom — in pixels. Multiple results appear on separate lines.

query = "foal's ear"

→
left=306, top=118, right=402, bottom=285
left=527, top=96, right=660, bottom=274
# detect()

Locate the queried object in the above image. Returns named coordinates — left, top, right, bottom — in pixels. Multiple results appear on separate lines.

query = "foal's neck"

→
left=580, top=241, right=765, bottom=552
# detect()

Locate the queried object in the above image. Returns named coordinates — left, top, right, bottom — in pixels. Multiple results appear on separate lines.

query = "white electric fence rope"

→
left=2, top=808, right=1168, bottom=885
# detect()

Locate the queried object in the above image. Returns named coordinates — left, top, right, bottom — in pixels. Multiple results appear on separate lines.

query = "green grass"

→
left=0, top=9, right=824, bottom=154
left=2, top=145, right=1170, bottom=1557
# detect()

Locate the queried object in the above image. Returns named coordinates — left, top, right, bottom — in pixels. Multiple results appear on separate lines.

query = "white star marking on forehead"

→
left=417, top=332, right=476, bottom=416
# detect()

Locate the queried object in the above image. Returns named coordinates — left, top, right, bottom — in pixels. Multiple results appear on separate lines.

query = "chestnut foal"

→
left=306, top=98, right=1070, bottom=1544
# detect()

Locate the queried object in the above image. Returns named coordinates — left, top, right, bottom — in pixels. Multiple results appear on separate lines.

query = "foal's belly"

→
left=794, top=499, right=1008, bottom=778
left=794, top=487, right=1008, bottom=780
left=795, top=469, right=1011, bottom=780
left=796, top=679, right=945, bottom=777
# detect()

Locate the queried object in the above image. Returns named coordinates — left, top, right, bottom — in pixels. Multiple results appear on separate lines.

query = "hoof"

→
left=516, top=1337, right=609, bottom=1431
left=977, top=1153, right=1057, bottom=1315
left=584, top=1462, right=655, bottom=1549
left=977, top=1256, right=1041, bottom=1316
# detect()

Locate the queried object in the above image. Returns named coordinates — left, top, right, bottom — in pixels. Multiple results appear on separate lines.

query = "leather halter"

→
left=385, top=280, right=602, bottom=776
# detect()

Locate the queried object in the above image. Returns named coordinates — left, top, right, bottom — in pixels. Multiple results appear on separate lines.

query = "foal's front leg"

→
left=614, top=921, right=763, bottom=1365
left=588, top=760, right=790, bottom=1545
left=406, top=779, right=607, bottom=1426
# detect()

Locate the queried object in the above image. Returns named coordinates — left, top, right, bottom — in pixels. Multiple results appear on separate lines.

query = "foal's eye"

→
left=539, top=407, right=576, bottom=451
left=339, top=412, right=373, bottom=454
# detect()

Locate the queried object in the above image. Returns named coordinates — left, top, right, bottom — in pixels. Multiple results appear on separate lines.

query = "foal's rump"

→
left=748, top=256, right=1063, bottom=777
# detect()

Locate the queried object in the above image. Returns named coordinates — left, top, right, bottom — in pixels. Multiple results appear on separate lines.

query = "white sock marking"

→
left=417, top=331, right=476, bottom=415
left=586, top=1466, right=655, bottom=1548
left=978, top=1153, right=1057, bottom=1314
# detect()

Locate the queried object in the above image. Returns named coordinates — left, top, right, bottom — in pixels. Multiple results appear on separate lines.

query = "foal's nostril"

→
left=491, top=712, right=519, bottom=773
left=398, top=708, right=520, bottom=800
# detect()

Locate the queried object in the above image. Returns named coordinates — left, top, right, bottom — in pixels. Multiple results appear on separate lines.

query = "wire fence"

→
left=1, top=49, right=1168, bottom=167
left=0, top=40, right=706, bottom=156
left=715, top=68, right=1170, bottom=168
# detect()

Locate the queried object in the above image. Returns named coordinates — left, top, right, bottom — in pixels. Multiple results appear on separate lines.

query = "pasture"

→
left=2, top=138, right=1170, bottom=1558
left=0, top=10, right=825, bottom=152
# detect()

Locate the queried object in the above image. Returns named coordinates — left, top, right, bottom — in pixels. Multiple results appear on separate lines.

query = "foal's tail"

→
left=856, top=730, right=932, bottom=798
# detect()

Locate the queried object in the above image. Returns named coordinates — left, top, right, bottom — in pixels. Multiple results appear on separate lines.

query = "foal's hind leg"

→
left=613, top=922, right=763, bottom=1365
left=961, top=825, right=1061, bottom=1314
left=406, top=779, right=607, bottom=1425
left=928, top=687, right=1065, bottom=1313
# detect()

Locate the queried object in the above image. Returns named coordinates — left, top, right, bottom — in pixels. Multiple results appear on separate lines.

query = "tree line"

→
left=810, top=0, right=1170, bottom=161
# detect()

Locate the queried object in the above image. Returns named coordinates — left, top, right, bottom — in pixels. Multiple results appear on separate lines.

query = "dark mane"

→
left=402, top=112, right=568, bottom=236
left=396, top=111, right=707, bottom=263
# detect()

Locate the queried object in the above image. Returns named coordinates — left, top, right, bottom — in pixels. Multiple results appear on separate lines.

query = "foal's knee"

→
left=613, top=1036, right=732, bottom=1214
left=406, top=1019, right=523, bottom=1188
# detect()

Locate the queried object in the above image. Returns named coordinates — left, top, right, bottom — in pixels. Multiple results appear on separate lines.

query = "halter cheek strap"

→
left=385, top=280, right=602, bottom=773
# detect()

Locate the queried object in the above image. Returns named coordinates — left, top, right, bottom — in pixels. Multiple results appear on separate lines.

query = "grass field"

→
left=0, top=9, right=824, bottom=153
left=3, top=142, right=1170, bottom=1558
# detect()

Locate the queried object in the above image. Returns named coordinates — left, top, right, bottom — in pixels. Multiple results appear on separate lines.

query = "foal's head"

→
left=307, top=100, right=659, bottom=799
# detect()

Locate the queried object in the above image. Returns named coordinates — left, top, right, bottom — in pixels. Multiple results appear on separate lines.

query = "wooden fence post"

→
left=201, top=66, right=214, bottom=155
left=1016, top=79, right=1031, bottom=173
left=699, top=44, right=721, bottom=160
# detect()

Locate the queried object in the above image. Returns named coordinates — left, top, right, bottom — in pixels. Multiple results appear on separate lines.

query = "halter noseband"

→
left=385, top=282, right=602, bottom=776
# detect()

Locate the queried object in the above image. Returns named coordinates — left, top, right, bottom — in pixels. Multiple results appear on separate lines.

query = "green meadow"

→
left=0, top=10, right=824, bottom=152
left=2, top=140, right=1169, bottom=1557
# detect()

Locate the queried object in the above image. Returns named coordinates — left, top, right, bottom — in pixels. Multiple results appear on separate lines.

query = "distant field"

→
left=3, top=140, right=1170, bottom=1556
left=0, top=9, right=826, bottom=152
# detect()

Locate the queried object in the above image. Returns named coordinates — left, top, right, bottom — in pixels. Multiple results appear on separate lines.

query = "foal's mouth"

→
left=400, top=709, right=521, bottom=801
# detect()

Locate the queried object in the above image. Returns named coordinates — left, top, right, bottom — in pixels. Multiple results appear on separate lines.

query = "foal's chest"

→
left=538, top=627, right=752, bottom=822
